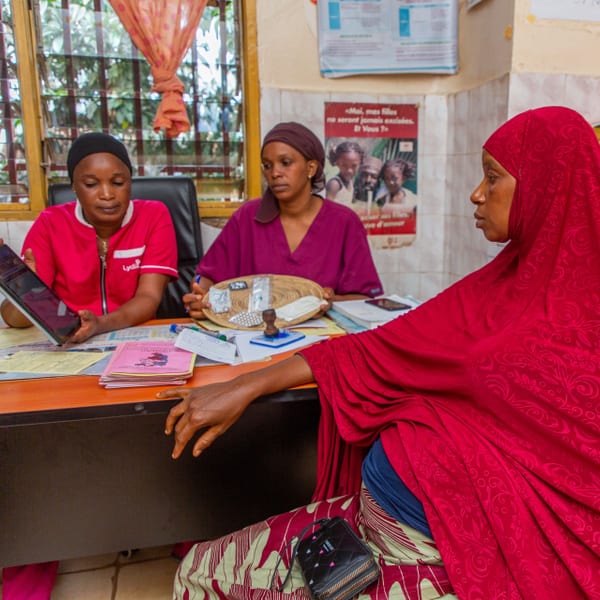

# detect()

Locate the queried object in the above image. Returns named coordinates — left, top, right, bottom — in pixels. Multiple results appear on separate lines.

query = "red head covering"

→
left=301, top=106, right=600, bottom=598
left=256, top=122, right=326, bottom=223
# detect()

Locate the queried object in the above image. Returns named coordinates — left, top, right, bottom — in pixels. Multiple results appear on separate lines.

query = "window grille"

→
left=0, top=0, right=28, bottom=204
left=35, top=0, right=244, bottom=202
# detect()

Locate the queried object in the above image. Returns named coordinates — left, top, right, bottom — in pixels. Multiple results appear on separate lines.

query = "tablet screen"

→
left=0, top=243, right=81, bottom=345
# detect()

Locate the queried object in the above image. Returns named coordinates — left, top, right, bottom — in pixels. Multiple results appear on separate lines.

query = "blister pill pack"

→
left=228, top=311, right=264, bottom=327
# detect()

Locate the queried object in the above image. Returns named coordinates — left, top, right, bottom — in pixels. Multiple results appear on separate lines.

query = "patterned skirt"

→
left=174, top=485, right=456, bottom=600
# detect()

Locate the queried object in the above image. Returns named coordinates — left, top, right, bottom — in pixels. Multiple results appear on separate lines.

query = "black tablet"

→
left=0, top=242, right=81, bottom=345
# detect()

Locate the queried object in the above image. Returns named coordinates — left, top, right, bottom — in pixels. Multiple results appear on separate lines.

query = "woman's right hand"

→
left=159, top=354, right=315, bottom=459
left=183, top=281, right=210, bottom=319
left=159, top=376, right=257, bottom=459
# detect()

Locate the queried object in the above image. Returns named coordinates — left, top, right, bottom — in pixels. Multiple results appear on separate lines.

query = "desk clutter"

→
left=0, top=316, right=338, bottom=384
left=0, top=292, right=420, bottom=385
left=202, top=274, right=325, bottom=330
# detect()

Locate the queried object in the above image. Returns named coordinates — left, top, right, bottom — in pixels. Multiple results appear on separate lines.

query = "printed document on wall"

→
left=317, top=0, right=458, bottom=78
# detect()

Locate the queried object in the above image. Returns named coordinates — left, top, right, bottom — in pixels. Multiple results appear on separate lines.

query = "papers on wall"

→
left=331, top=295, right=420, bottom=330
left=99, top=340, right=195, bottom=388
left=317, top=0, right=458, bottom=77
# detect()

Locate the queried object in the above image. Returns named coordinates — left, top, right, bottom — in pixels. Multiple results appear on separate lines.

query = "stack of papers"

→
left=99, top=340, right=195, bottom=388
left=331, top=295, right=420, bottom=330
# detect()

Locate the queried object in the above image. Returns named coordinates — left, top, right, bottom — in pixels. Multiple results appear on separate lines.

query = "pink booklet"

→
left=100, top=340, right=195, bottom=388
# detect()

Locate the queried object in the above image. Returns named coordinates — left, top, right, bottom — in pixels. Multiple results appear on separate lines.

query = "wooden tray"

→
left=201, top=274, right=325, bottom=330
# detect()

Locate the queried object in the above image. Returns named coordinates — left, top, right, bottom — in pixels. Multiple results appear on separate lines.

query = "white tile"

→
left=280, top=90, right=326, bottom=136
left=6, top=220, right=33, bottom=251
left=260, top=88, right=282, bottom=135
left=452, top=92, right=469, bottom=155
left=417, top=214, right=444, bottom=272
left=564, top=75, right=600, bottom=124
left=380, top=271, right=419, bottom=297
left=508, top=72, right=566, bottom=116
left=419, top=271, right=446, bottom=301
left=421, top=95, right=448, bottom=159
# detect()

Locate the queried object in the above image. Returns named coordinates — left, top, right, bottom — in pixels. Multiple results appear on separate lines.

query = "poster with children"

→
left=324, top=102, right=418, bottom=249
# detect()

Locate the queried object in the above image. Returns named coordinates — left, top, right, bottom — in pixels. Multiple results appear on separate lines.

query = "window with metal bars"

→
left=0, top=0, right=256, bottom=215
left=37, top=0, right=244, bottom=201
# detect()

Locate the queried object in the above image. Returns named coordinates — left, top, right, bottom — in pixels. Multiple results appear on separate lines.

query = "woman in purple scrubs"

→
left=184, top=122, right=382, bottom=319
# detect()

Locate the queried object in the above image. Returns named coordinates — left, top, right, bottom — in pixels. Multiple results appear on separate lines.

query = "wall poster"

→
left=317, top=0, right=458, bottom=77
left=324, top=102, right=419, bottom=250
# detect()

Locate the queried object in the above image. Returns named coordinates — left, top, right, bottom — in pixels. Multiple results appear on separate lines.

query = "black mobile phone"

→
left=365, top=298, right=412, bottom=311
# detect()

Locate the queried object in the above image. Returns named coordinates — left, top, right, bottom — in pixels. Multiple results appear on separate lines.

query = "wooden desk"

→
left=0, top=332, right=321, bottom=567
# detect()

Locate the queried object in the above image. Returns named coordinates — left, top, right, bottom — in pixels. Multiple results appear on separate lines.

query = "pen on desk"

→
left=169, top=323, right=228, bottom=341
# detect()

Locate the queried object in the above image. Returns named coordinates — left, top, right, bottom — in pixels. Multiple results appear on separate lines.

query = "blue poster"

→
left=317, top=0, right=458, bottom=78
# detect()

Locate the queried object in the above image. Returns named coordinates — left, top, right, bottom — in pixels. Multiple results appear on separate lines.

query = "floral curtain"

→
left=108, top=0, right=208, bottom=138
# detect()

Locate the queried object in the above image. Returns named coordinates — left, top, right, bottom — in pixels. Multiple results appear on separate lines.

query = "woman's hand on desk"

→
left=159, top=354, right=316, bottom=459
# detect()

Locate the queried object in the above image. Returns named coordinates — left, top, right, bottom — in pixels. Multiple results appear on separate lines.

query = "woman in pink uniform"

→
left=1, top=132, right=177, bottom=599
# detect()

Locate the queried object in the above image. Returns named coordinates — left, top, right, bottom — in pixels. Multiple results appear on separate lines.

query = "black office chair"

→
left=48, top=176, right=203, bottom=319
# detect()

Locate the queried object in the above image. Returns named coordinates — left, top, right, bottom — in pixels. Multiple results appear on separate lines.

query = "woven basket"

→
left=202, top=274, right=325, bottom=330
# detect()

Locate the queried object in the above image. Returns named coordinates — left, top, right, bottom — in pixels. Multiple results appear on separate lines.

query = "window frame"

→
left=0, top=0, right=260, bottom=222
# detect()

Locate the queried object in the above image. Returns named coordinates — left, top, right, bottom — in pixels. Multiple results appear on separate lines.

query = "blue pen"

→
left=169, top=323, right=227, bottom=341
left=194, top=274, right=202, bottom=285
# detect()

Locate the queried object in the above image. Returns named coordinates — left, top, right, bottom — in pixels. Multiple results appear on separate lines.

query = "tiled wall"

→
left=260, top=83, right=509, bottom=300
left=5, top=72, right=600, bottom=304
left=1, top=220, right=35, bottom=263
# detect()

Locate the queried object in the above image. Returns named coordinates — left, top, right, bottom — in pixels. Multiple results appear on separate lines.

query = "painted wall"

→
left=513, top=0, right=600, bottom=76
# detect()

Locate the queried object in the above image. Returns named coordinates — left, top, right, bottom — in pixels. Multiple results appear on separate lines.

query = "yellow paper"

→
left=0, top=327, right=47, bottom=350
left=0, top=351, right=109, bottom=374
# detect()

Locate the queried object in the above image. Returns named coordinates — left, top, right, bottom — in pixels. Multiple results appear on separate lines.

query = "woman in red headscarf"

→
left=161, top=106, right=600, bottom=599
left=183, top=122, right=383, bottom=319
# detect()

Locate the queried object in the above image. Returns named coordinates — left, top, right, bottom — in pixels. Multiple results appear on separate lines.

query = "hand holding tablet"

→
left=0, top=242, right=81, bottom=345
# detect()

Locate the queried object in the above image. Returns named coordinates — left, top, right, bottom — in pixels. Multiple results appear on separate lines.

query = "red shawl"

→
left=301, top=106, right=600, bottom=599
